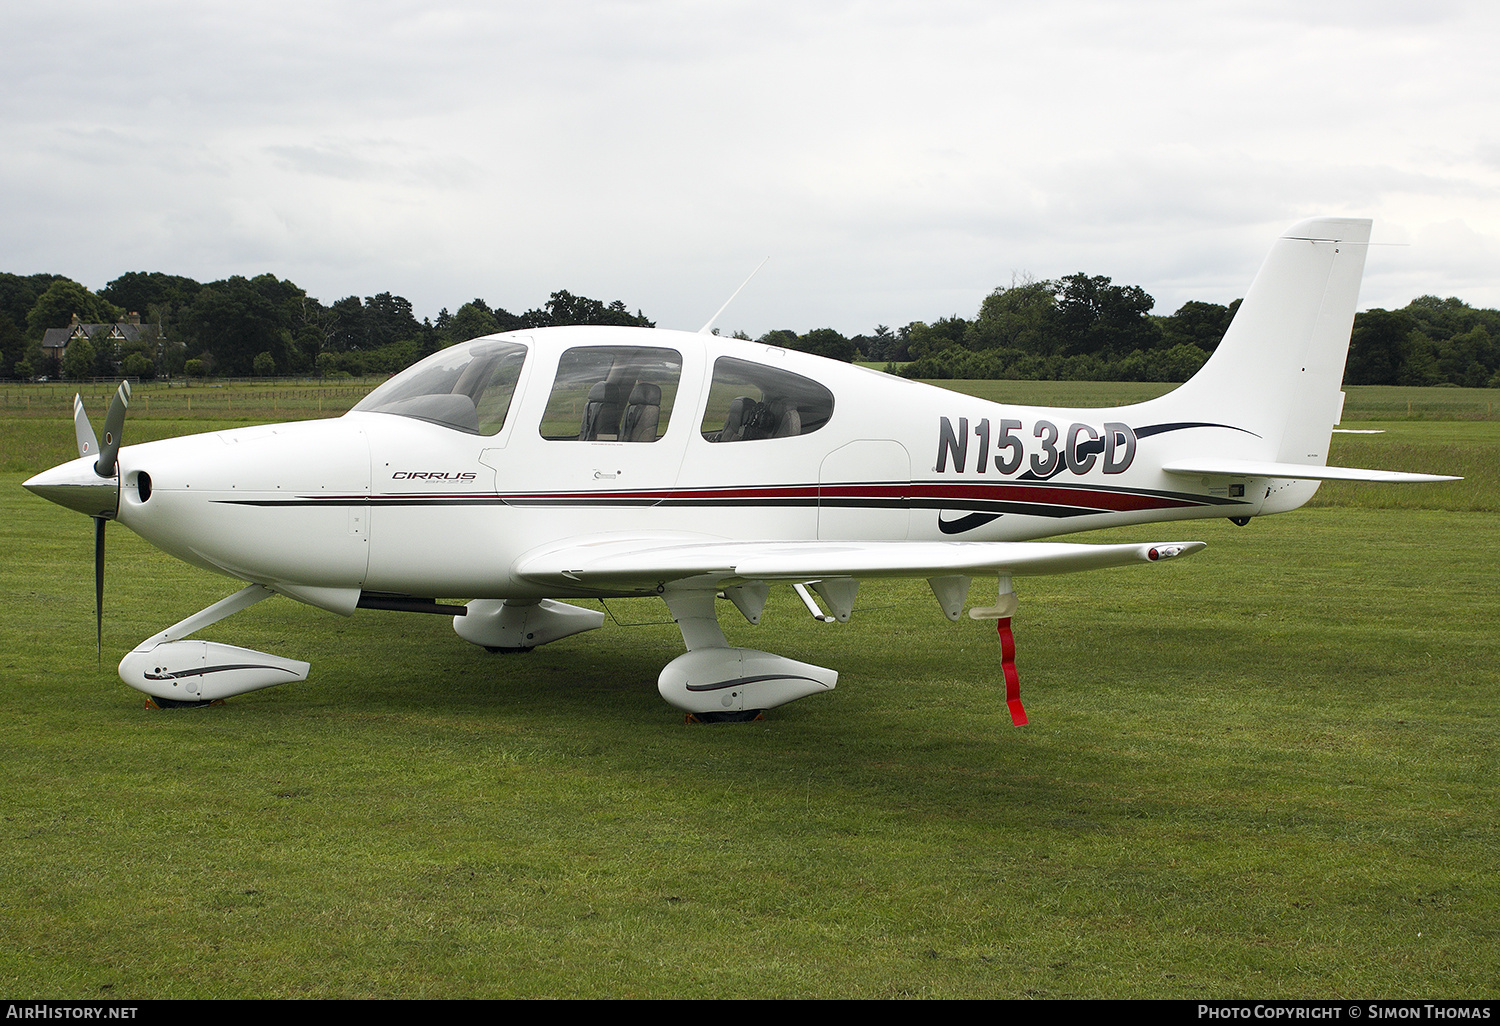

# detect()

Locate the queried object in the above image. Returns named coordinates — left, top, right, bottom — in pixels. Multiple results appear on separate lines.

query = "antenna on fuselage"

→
left=698, top=257, right=769, bottom=334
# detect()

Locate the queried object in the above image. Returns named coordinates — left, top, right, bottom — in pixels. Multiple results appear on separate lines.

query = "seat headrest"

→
left=587, top=380, right=626, bottom=402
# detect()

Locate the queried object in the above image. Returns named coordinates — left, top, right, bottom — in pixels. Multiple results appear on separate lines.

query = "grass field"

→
left=1, top=379, right=1496, bottom=998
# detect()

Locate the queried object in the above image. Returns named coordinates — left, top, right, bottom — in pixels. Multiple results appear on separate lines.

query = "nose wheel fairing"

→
left=120, top=640, right=310, bottom=703
left=116, top=585, right=310, bottom=703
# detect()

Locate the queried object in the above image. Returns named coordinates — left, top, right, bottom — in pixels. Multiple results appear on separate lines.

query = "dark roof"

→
left=41, top=323, right=160, bottom=350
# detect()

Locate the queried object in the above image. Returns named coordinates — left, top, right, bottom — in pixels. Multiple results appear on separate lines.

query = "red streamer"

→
left=997, top=617, right=1028, bottom=726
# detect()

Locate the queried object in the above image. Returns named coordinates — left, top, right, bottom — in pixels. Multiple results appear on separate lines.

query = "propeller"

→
left=95, top=515, right=107, bottom=662
left=25, top=381, right=134, bottom=661
left=50, top=383, right=132, bottom=662
left=88, top=382, right=130, bottom=662
left=96, top=380, right=130, bottom=477
left=73, top=393, right=98, bottom=459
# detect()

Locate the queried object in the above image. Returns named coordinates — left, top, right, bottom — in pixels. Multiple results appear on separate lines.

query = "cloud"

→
left=5, top=1, right=1500, bottom=330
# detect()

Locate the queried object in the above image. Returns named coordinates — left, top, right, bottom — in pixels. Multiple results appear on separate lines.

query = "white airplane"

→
left=25, top=217, right=1455, bottom=722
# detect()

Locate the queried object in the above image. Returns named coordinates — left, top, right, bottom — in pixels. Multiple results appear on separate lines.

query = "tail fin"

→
left=1145, top=218, right=1457, bottom=502
left=1154, top=217, right=1371, bottom=466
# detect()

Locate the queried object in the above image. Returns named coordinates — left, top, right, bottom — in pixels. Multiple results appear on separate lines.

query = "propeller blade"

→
left=96, top=380, right=131, bottom=478
left=73, top=394, right=99, bottom=460
left=94, top=515, right=106, bottom=665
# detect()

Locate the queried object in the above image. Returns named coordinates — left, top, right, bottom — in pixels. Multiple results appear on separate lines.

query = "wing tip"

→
left=1145, top=541, right=1206, bottom=562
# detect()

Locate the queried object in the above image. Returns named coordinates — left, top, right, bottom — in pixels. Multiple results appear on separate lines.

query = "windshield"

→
left=353, top=338, right=528, bottom=435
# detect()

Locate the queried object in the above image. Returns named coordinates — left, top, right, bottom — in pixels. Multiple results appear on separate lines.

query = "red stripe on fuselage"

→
left=296, top=478, right=1218, bottom=514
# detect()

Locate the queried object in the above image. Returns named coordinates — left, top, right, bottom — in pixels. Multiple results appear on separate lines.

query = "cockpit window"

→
left=353, top=339, right=527, bottom=435
left=700, top=357, right=834, bottom=441
left=540, top=346, right=683, bottom=441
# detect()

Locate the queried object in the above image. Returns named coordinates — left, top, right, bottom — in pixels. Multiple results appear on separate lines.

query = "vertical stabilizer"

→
left=1151, top=218, right=1371, bottom=469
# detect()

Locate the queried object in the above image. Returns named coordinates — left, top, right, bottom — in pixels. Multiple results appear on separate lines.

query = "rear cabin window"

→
left=700, top=357, right=834, bottom=442
left=539, top=346, right=683, bottom=442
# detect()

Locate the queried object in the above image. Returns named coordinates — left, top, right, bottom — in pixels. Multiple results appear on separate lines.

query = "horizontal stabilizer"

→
left=514, top=534, right=1206, bottom=590
left=1161, top=458, right=1459, bottom=483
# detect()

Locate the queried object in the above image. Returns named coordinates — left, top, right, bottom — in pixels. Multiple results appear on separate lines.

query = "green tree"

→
left=1053, top=273, right=1161, bottom=358
left=1158, top=300, right=1235, bottom=354
left=904, top=317, right=970, bottom=360
left=1398, top=330, right=1442, bottom=386
left=183, top=275, right=301, bottom=375
left=1438, top=324, right=1494, bottom=387
left=0, top=273, right=65, bottom=329
left=362, top=292, right=424, bottom=349
left=1346, top=309, right=1415, bottom=385
left=1154, top=342, right=1211, bottom=381
left=757, top=329, right=799, bottom=349
left=858, top=324, right=897, bottom=361
left=0, top=314, right=24, bottom=378
left=448, top=300, right=500, bottom=343
left=26, top=279, right=122, bottom=336
left=363, top=339, right=420, bottom=374
left=61, top=335, right=97, bottom=380
left=100, top=271, right=201, bottom=316
left=967, top=276, right=1057, bottom=354
left=122, top=352, right=155, bottom=379
left=794, top=327, right=855, bottom=362
left=0, top=273, right=67, bottom=375
left=523, top=290, right=653, bottom=328
left=325, top=292, right=432, bottom=354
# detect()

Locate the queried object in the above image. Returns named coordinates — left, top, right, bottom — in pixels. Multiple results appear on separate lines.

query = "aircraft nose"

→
left=23, top=455, right=120, bottom=519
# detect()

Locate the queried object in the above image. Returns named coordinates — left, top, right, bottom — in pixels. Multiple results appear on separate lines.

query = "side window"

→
left=540, top=346, right=683, bottom=442
left=700, top=357, right=834, bottom=442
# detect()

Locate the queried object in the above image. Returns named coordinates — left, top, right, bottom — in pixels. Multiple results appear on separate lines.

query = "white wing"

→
left=513, top=533, right=1206, bottom=591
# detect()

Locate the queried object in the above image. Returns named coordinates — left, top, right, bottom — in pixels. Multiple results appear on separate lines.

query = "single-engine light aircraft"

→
left=25, top=218, right=1456, bottom=722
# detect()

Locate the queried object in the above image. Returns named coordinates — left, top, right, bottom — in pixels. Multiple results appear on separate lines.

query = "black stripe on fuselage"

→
left=215, top=478, right=1249, bottom=520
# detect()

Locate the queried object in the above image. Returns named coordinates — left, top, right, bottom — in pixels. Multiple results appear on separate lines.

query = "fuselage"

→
left=110, top=326, right=1274, bottom=604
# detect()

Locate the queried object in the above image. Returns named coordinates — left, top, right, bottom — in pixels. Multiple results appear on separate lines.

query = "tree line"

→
left=3, top=268, right=1496, bottom=388
left=0, top=271, right=652, bottom=381
left=719, top=274, right=1500, bottom=389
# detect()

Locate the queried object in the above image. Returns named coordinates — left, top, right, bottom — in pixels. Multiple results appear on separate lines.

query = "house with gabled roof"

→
left=41, top=313, right=161, bottom=363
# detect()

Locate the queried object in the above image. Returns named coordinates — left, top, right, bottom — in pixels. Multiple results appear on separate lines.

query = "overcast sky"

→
left=5, top=1, right=1499, bottom=336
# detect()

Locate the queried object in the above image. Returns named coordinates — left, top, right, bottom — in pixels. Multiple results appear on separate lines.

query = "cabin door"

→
left=818, top=440, right=910, bottom=541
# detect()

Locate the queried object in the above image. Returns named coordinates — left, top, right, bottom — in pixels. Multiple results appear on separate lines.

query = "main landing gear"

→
left=657, top=586, right=839, bottom=722
left=656, top=575, right=1030, bottom=726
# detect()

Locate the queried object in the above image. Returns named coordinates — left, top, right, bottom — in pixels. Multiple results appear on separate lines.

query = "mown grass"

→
left=2, top=384, right=1497, bottom=998
left=1314, top=422, right=1500, bottom=511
